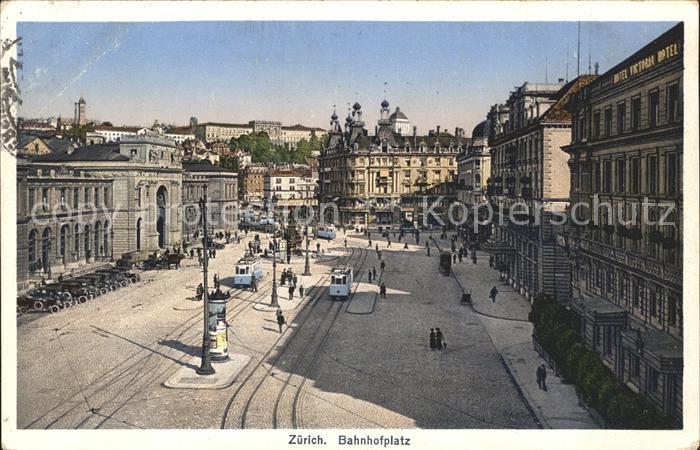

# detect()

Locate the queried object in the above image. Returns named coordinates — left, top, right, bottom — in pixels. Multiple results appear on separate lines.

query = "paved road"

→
left=17, top=231, right=546, bottom=429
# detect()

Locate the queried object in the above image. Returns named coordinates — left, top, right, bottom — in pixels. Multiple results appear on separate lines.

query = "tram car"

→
left=233, top=256, right=264, bottom=287
left=329, top=266, right=353, bottom=300
left=316, top=225, right=337, bottom=240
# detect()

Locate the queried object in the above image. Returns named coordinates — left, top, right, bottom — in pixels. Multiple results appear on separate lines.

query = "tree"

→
left=219, top=156, right=239, bottom=172
left=101, top=121, right=113, bottom=127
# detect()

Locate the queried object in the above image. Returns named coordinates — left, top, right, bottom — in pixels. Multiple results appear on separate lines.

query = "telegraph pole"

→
left=196, top=188, right=215, bottom=375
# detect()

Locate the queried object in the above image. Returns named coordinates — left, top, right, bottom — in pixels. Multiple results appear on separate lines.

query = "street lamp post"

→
left=196, top=188, right=215, bottom=375
left=303, top=223, right=311, bottom=276
left=270, top=196, right=279, bottom=307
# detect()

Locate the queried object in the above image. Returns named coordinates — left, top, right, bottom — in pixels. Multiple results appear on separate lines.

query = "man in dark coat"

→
left=490, top=286, right=498, bottom=303
left=435, top=328, right=445, bottom=350
left=372, top=266, right=377, bottom=280
left=380, top=260, right=386, bottom=272
left=276, top=309, right=286, bottom=333
left=536, top=365, right=544, bottom=389
left=368, top=269, right=373, bottom=283
left=379, top=282, right=387, bottom=299
left=288, top=284, right=294, bottom=301
left=251, top=276, right=258, bottom=292
left=540, top=364, right=548, bottom=390
left=281, top=269, right=287, bottom=286
left=196, top=283, right=203, bottom=300
left=429, top=329, right=437, bottom=351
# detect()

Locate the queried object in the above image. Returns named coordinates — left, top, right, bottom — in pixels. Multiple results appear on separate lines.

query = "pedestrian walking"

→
left=368, top=239, right=372, bottom=247
left=458, top=252, right=463, bottom=263
left=198, top=255, right=203, bottom=267
left=378, top=249, right=382, bottom=260
left=387, top=237, right=391, bottom=248
left=429, top=328, right=437, bottom=351
left=380, top=282, right=387, bottom=298
left=404, top=242, right=408, bottom=250
left=376, top=244, right=379, bottom=253
left=453, top=253, right=457, bottom=264
left=196, top=283, right=203, bottom=300
left=490, top=285, right=498, bottom=303
left=299, top=284, right=305, bottom=297
left=281, top=268, right=287, bottom=286
left=426, top=246, right=431, bottom=257
left=276, top=309, right=286, bottom=333
left=368, top=269, right=373, bottom=283
left=436, top=328, right=445, bottom=350
left=251, top=276, right=258, bottom=292
left=344, top=238, right=347, bottom=248
left=189, top=249, right=194, bottom=259
left=213, top=274, right=219, bottom=289
left=287, top=252, right=291, bottom=264
left=288, top=285, right=294, bottom=301
left=316, top=242, right=321, bottom=255
left=536, top=365, right=544, bottom=389
left=372, top=266, right=377, bottom=280
left=380, top=260, right=386, bottom=271
left=540, top=364, right=548, bottom=390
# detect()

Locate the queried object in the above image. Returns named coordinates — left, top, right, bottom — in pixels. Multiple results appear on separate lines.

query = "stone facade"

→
left=318, top=101, right=461, bottom=227
left=562, top=23, right=683, bottom=425
left=16, top=162, right=115, bottom=290
left=486, top=76, right=596, bottom=302
left=182, top=160, right=238, bottom=242
left=240, top=163, right=268, bottom=206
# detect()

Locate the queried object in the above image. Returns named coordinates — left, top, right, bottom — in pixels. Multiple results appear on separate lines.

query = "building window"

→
left=631, top=97, right=641, bottom=130
left=616, top=159, right=625, bottom=193
left=28, top=229, right=37, bottom=267
left=631, top=354, right=640, bottom=379
left=668, top=294, right=678, bottom=327
left=74, top=224, right=80, bottom=255
left=593, top=110, right=601, bottom=139
left=649, top=367, right=660, bottom=392
left=604, top=107, right=612, bottom=136
left=42, top=188, right=49, bottom=211
left=631, top=158, right=640, bottom=194
left=276, top=178, right=282, bottom=184
left=648, top=90, right=659, bottom=128
left=94, top=186, right=100, bottom=206
left=603, top=160, right=612, bottom=193
left=60, top=188, right=66, bottom=208
left=666, top=153, right=677, bottom=197
left=593, top=162, right=601, bottom=192
left=84, top=187, right=90, bottom=205
left=647, top=155, right=657, bottom=195
left=667, top=83, right=680, bottom=123
left=104, top=187, right=109, bottom=207
left=616, top=102, right=626, bottom=134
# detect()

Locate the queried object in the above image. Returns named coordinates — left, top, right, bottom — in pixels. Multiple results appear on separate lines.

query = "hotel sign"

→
left=612, top=42, right=681, bottom=84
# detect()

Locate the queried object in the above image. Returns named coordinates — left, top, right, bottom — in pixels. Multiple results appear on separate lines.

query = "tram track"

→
left=26, top=273, right=274, bottom=429
left=219, top=246, right=368, bottom=429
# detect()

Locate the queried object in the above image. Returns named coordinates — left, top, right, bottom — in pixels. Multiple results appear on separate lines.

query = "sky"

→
left=17, top=21, right=676, bottom=135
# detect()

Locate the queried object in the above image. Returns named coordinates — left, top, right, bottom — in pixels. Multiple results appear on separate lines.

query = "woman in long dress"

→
left=429, top=328, right=437, bottom=351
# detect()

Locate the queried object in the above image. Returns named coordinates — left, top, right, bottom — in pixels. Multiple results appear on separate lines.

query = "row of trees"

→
left=228, top=131, right=322, bottom=164
left=529, top=294, right=674, bottom=429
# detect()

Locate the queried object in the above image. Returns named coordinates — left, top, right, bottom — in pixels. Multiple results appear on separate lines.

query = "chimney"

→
left=413, top=125, right=417, bottom=137
left=436, top=125, right=440, bottom=136
left=558, top=78, right=564, bottom=83
left=594, top=62, right=599, bottom=75
left=375, top=125, right=378, bottom=136
left=455, top=127, right=459, bottom=137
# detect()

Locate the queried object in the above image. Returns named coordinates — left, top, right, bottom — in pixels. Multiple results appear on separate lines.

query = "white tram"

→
left=233, top=256, right=264, bottom=287
left=329, top=266, right=353, bottom=300
left=316, top=225, right=337, bottom=240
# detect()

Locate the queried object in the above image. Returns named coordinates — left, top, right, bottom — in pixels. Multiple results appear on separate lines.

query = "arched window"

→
left=103, top=220, right=110, bottom=257
left=74, top=224, right=81, bottom=256
left=28, top=229, right=38, bottom=270
left=84, top=224, right=91, bottom=259
left=41, top=227, right=51, bottom=271
left=60, top=224, right=69, bottom=260
left=94, top=222, right=102, bottom=256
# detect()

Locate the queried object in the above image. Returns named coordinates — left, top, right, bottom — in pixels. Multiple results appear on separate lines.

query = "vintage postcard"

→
left=1, top=2, right=698, bottom=449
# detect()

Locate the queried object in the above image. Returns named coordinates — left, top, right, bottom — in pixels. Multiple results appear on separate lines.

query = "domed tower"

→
left=378, top=99, right=391, bottom=125
left=389, top=106, right=411, bottom=136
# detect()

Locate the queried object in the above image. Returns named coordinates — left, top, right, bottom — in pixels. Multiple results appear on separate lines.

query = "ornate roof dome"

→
left=471, top=119, right=490, bottom=139
left=389, top=107, right=408, bottom=121
left=381, top=99, right=389, bottom=108
left=353, top=102, right=361, bottom=111
left=331, top=111, right=338, bottom=120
